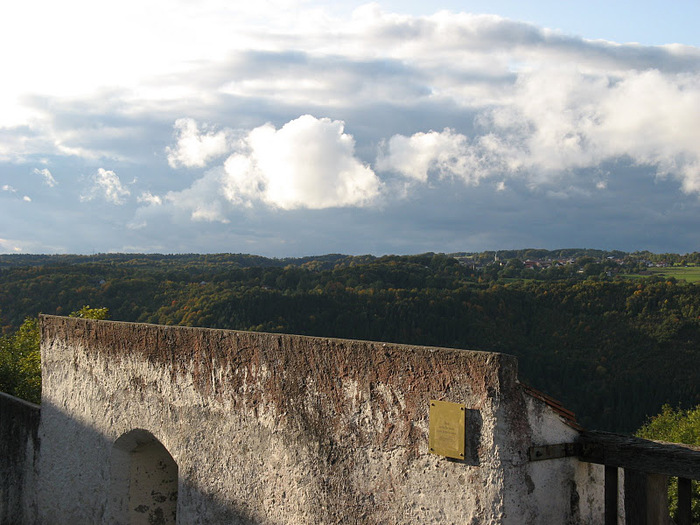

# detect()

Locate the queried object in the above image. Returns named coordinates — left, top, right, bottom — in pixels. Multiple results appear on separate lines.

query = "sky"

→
left=1, top=0, right=699, bottom=256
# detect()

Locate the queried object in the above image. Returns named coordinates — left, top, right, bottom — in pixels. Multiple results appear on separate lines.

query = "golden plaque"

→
left=429, top=400, right=466, bottom=459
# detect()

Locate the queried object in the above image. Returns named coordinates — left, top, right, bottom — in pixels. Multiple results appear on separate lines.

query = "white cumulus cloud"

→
left=222, top=115, right=380, bottom=209
left=376, top=129, right=474, bottom=183
left=162, top=115, right=381, bottom=222
left=166, top=118, right=232, bottom=169
left=81, top=168, right=131, bottom=205
left=477, top=68, right=700, bottom=191
left=377, top=68, right=700, bottom=195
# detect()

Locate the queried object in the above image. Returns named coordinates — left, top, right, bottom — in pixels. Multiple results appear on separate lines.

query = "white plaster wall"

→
left=519, top=393, right=605, bottom=524
left=36, top=317, right=600, bottom=524
left=39, top=346, right=499, bottom=523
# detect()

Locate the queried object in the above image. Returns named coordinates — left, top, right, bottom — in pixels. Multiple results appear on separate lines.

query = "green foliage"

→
left=637, top=404, right=700, bottom=447
left=637, top=405, right=700, bottom=522
left=0, top=252, right=698, bottom=432
left=0, top=317, right=41, bottom=403
left=69, top=305, right=109, bottom=320
left=0, top=306, right=109, bottom=404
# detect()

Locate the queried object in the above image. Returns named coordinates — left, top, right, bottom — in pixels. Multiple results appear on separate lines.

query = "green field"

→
left=645, top=266, right=700, bottom=283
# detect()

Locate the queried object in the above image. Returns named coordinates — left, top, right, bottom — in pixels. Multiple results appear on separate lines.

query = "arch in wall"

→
left=106, top=428, right=178, bottom=525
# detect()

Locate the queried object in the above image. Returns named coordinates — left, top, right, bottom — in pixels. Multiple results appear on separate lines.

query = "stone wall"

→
left=37, top=315, right=603, bottom=524
left=0, top=391, right=40, bottom=525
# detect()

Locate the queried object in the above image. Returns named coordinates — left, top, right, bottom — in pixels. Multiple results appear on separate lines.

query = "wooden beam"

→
left=579, top=431, right=700, bottom=480
left=528, top=443, right=580, bottom=461
left=677, top=477, right=691, bottom=525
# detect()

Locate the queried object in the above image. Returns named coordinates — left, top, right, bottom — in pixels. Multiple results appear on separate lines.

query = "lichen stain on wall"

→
left=41, top=316, right=512, bottom=454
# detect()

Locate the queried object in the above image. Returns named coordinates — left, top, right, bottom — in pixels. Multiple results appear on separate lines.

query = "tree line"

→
left=1, top=251, right=699, bottom=432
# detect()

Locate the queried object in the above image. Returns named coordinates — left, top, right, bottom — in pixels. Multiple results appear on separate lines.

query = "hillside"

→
left=1, top=250, right=699, bottom=432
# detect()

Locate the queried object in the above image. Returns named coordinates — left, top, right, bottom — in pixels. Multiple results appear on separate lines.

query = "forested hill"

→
left=1, top=250, right=699, bottom=432
left=0, top=252, right=357, bottom=270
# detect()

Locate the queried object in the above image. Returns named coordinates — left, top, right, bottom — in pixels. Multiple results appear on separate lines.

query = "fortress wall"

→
left=523, top=393, right=604, bottom=523
left=37, top=315, right=600, bottom=524
left=0, top=391, right=39, bottom=525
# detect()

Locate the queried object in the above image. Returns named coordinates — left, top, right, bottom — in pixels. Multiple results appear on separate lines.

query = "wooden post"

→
left=624, top=469, right=647, bottom=525
left=645, top=473, right=669, bottom=525
left=677, top=477, right=691, bottom=525
left=575, top=432, right=700, bottom=525
left=605, top=466, right=618, bottom=525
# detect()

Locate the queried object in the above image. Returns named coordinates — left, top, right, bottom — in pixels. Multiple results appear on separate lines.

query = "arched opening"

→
left=107, top=429, right=178, bottom=525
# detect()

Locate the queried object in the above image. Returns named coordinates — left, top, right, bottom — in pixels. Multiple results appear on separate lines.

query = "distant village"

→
left=451, top=249, right=699, bottom=278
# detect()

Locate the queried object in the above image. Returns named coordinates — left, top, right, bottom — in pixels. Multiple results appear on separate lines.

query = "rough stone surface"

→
left=36, top=315, right=603, bottom=524
left=0, top=391, right=40, bottom=525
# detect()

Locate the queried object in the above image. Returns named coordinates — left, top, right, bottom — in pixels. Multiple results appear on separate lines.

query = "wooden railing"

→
left=530, top=431, right=700, bottom=525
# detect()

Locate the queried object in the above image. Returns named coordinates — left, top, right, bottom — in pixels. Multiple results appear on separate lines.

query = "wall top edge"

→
left=0, top=389, right=41, bottom=411
left=39, top=314, right=516, bottom=363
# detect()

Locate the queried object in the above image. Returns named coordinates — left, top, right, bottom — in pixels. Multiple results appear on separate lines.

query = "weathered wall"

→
left=37, top=315, right=602, bottom=524
left=523, top=394, right=604, bottom=523
left=0, top=391, right=39, bottom=525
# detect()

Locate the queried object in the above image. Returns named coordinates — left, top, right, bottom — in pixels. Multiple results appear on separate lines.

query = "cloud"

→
left=0, top=238, right=23, bottom=253
left=376, top=129, right=473, bottom=182
left=137, top=191, right=162, bottom=206
left=348, top=8, right=700, bottom=74
left=2, top=184, right=31, bottom=202
left=161, top=115, right=381, bottom=224
left=33, top=167, right=57, bottom=187
left=376, top=68, right=700, bottom=195
left=164, top=168, right=230, bottom=222
left=215, top=50, right=432, bottom=108
left=375, top=127, right=529, bottom=185
left=80, top=168, right=131, bottom=205
left=223, top=115, right=380, bottom=209
left=8, top=7, right=700, bottom=185
left=166, top=118, right=232, bottom=168
left=477, top=68, right=700, bottom=192
left=3, top=3, right=700, bottom=255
